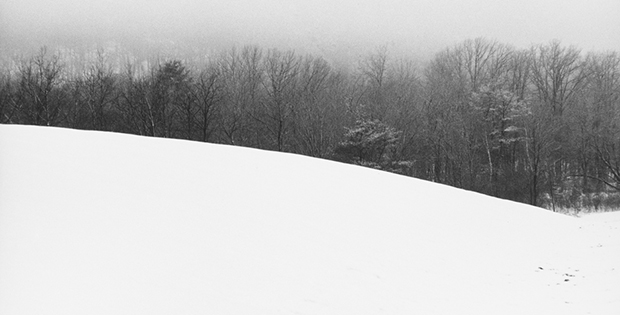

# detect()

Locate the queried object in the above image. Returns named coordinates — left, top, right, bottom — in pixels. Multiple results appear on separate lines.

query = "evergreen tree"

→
left=334, top=118, right=403, bottom=170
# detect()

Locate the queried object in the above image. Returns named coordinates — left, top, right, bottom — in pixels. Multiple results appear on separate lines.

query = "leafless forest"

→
left=1, top=38, right=619, bottom=211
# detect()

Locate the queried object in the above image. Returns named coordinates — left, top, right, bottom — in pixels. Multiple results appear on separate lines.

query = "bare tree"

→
left=117, top=62, right=151, bottom=136
left=0, top=69, right=17, bottom=123
left=191, top=64, right=222, bottom=142
left=357, top=46, right=389, bottom=119
left=292, top=55, right=346, bottom=157
left=460, top=38, right=512, bottom=91
left=79, top=49, right=118, bottom=130
left=525, top=42, right=591, bottom=206
left=255, top=48, right=300, bottom=151
left=15, top=47, right=66, bottom=126
left=530, top=41, right=589, bottom=116
left=576, top=52, right=620, bottom=192
left=217, top=46, right=263, bottom=146
left=506, top=49, right=532, bottom=100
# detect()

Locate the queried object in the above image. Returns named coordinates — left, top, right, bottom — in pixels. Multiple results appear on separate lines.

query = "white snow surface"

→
left=0, top=125, right=618, bottom=315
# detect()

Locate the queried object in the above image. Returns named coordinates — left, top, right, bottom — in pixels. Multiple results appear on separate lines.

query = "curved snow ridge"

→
left=0, top=125, right=618, bottom=315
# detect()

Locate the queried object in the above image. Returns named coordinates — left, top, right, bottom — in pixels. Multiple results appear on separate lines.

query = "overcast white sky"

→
left=1, top=0, right=619, bottom=58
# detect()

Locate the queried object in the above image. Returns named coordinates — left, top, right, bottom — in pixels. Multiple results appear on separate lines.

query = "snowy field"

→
left=1, top=125, right=618, bottom=315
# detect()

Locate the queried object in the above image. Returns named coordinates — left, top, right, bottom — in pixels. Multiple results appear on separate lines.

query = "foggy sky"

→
left=1, top=0, right=619, bottom=59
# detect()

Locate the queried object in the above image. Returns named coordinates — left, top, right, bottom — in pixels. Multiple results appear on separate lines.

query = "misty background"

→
left=1, top=0, right=619, bottom=61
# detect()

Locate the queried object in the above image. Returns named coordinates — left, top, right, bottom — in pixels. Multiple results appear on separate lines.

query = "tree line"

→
left=1, top=39, right=619, bottom=211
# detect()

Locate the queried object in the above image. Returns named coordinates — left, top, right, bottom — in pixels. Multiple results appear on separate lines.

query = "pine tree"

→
left=334, top=118, right=402, bottom=170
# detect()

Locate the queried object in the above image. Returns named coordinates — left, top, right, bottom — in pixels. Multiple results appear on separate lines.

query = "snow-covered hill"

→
left=1, top=125, right=618, bottom=314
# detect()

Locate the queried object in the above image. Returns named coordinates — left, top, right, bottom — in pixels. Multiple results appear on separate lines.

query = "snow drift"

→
left=0, top=125, right=618, bottom=314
